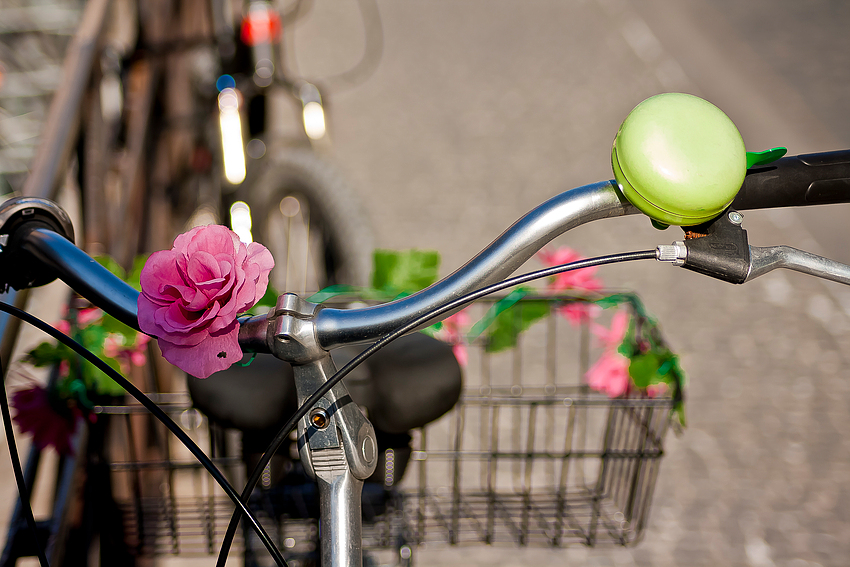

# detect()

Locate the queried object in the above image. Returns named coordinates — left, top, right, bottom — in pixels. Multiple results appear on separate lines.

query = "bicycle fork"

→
left=266, top=293, right=378, bottom=567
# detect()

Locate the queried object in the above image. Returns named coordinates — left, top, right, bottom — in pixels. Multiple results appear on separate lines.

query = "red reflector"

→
left=240, top=6, right=282, bottom=46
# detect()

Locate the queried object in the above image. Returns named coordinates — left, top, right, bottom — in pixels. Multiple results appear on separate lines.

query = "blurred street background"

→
left=3, top=0, right=850, bottom=566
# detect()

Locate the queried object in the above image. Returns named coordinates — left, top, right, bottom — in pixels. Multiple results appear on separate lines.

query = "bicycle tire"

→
left=245, top=149, right=374, bottom=294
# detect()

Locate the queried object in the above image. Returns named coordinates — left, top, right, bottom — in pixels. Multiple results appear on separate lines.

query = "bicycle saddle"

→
left=187, top=332, right=463, bottom=435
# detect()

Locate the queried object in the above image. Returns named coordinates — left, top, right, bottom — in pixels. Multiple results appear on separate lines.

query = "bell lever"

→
left=656, top=208, right=850, bottom=287
left=658, top=209, right=751, bottom=284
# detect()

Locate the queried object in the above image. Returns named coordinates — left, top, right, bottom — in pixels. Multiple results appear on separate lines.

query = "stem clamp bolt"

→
left=309, top=408, right=330, bottom=429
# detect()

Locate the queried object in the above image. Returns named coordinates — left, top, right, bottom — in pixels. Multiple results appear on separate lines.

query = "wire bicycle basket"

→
left=100, top=293, right=680, bottom=560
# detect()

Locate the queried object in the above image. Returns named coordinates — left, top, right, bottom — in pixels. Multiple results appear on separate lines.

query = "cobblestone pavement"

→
left=290, top=1, right=850, bottom=566
left=2, top=1, right=850, bottom=566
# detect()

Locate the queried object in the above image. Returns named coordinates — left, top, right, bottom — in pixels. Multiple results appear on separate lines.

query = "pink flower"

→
left=557, top=302, right=600, bottom=326
left=647, top=382, right=668, bottom=398
left=54, top=320, right=71, bottom=335
left=451, top=344, right=468, bottom=367
left=138, top=225, right=274, bottom=378
left=77, top=307, right=102, bottom=327
left=103, top=333, right=151, bottom=374
left=130, top=334, right=151, bottom=367
left=11, top=384, right=80, bottom=456
left=592, top=310, right=630, bottom=350
left=53, top=308, right=101, bottom=336
left=585, top=351, right=630, bottom=398
left=537, top=247, right=603, bottom=294
left=436, top=310, right=470, bottom=366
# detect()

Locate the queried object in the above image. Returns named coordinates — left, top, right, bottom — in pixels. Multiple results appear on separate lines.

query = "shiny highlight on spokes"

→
left=218, top=87, right=247, bottom=185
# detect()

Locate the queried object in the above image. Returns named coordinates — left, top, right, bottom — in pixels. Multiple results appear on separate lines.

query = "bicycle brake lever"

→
left=656, top=208, right=850, bottom=286
left=745, top=245, right=850, bottom=285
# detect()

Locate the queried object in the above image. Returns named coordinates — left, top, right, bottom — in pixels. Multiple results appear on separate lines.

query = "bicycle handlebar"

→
left=19, top=228, right=141, bottom=330
left=5, top=150, right=850, bottom=354
left=312, top=180, right=637, bottom=348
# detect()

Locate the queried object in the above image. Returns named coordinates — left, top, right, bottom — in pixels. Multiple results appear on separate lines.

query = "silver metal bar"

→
left=314, top=180, right=636, bottom=348
left=746, top=245, right=850, bottom=285
left=318, top=466, right=364, bottom=567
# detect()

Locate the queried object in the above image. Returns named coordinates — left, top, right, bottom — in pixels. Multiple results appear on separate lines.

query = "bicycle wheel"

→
left=244, top=149, right=374, bottom=295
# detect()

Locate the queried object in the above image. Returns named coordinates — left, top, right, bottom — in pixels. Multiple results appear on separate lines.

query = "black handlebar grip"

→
left=731, top=149, right=850, bottom=211
left=20, top=228, right=141, bottom=330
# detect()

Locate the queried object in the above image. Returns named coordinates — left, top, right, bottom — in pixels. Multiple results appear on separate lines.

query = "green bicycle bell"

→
left=612, top=93, right=747, bottom=227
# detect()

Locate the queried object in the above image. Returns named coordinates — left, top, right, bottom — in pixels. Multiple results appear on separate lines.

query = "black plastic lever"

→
left=681, top=211, right=751, bottom=284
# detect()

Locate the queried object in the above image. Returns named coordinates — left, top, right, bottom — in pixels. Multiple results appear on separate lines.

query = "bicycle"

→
left=2, top=0, right=444, bottom=564
left=3, top=91, right=850, bottom=567
left=159, top=0, right=379, bottom=291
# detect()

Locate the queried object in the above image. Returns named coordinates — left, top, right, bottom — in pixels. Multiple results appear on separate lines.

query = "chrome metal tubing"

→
left=314, top=180, right=637, bottom=348
left=746, top=245, right=850, bottom=286
left=318, top=468, right=364, bottom=567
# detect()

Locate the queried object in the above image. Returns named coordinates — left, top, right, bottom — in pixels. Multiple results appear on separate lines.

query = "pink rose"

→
left=54, top=319, right=71, bottom=335
left=77, top=307, right=102, bottom=327
left=556, top=301, right=600, bottom=327
left=12, top=384, right=80, bottom=456
left=436, top=309, right=470, bottom=366
left=585, top=351, right=630, bottom=398
left=646, top=382, right=668, bottom=398
left=138, top=225, right=274, bottom=378
left=591, top=309, right=630, bottom=350
left=103, top=333, right=151, bottom=374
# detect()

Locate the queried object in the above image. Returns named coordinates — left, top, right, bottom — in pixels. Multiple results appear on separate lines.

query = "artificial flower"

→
left=137, top=225, right=273, bottom=378
left=11, top=384, right=80, bottom=456
left=559, top=302, right=600, bottom=327
left=537, top=246, right=604, bottom=327
left=103, top=333, right=151, bottom=374
left=592, top=309, right=630, bottom=350
left=537, top=247, right=604, bottom=294
left=585, top=351, right=630, bottom=398
left=436, top=309, right=471, bottom=366
left=647, top=382, right=669, bottom=398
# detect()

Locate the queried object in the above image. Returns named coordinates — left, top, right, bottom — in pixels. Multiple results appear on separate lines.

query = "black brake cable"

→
left=215, top=249, right=657, bottom=565
left=1, top=353, right=50, bottom=567
left=0, top=303, right=289, bottom=567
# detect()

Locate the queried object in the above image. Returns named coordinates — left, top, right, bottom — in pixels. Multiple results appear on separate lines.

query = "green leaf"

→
left=79, top=324, right=108, bottom=351
left=307, top=284, right=358, bottom=304
left=80, top=354, right=126, bottom=396
left=469, top=288, right=529, bottom=339
left=126, top=254, right=149, bottom=291
left=674, top=401, right=687, bottom=427
left=100, top=314, right=139, bottom=342
left=371, top=249, right=440, bottom=294
left=628, top=351, right=666, bottom=389
left=26, top=341, right=72, bottom=367
left=95, top=255, right=126, bottom=280
left=253, top=284, right=281, bottom=310
left=483, top=299, right=551, bottom=353
left=420, top=321, right=442, bottom=337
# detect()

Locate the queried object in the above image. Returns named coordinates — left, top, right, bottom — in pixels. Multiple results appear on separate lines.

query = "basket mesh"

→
left=104, top=296, right=677, bottom=558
